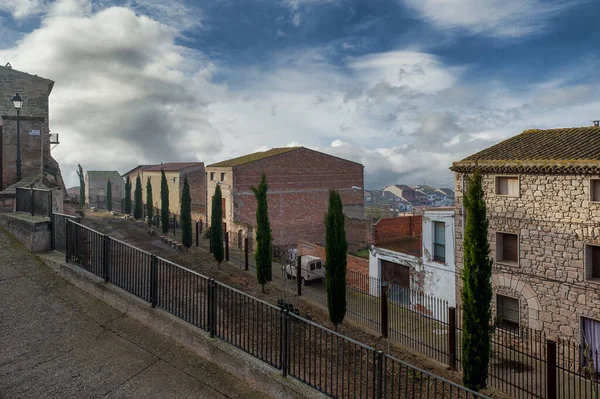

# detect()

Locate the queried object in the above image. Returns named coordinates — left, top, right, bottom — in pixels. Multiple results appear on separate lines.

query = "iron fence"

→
left=60, top=217, right=486, bottom=399
left=15, top=187, right=53, bottom=217
left=51, top=213, right=78, bottom=252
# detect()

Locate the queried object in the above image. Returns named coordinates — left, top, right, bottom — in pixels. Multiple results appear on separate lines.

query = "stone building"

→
left=85, top=171, right=123, bottom=206
left=451, top=126, right=600, bottom=346
left=0, top=64, right=64, bottom=192
left=142, top=163, right=206, bottom=221
left=205, top=147, right=364, bottom=249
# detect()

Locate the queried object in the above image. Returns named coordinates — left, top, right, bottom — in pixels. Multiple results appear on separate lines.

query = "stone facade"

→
left=454, top=173, right=600, bottom=339
left=0, top=65, right=64, bottom=191
left=206, top=147, right=364, bottom=249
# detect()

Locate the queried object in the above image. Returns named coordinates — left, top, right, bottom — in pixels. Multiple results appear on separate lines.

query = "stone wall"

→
left=454, top=173, right=600, bottom=339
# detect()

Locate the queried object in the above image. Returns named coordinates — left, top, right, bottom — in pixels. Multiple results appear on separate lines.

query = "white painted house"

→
left=368, top=209, right=456, bottom=321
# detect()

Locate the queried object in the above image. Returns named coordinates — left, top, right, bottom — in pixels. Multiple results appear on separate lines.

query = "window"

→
left=592, top=180, right=600, bottom=202
left=221, top=172, right=226, bottom=181
left=210, top=172, right=214, bottom=181
left=433, top=221, right=445, bottom=262
left=222, top=198, right=226, bottom=219
left=497, top=295, right=520, bottom=332
left=582, top=317, right=600, bottom=373
left=496, top=232, right=519, bottom=264
left=586, top=244, right=600, bottom=280
left=496, top=176, right=519, bottom=196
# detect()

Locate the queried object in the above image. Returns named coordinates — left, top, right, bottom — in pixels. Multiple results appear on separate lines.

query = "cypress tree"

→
left=211, top=184, right=224, bottom=265
left=77, top=164, right=85, bottom=206
left=124, top=176, right=132, bottom=214
left=106, top=180, right=112, bottom=211
left=251, top=174, right=272, bottom=293
left=146, top=177, right=153, bottom=228
left=325, top=189, right=347, bottom=331
left=181, top=176, right=192, bottom=249
left=161, top=169, right=170, bottom=234
left=133, top=174, right=143, bottom=220
left=461, top=169, right=493, bottom=391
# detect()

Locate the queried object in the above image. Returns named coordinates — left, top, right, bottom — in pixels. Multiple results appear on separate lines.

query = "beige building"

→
left=142, top=163, right=205, bottom=219
left=121, top=164, right=156, bottom=201
left=451, top=126, right=600, bottom=350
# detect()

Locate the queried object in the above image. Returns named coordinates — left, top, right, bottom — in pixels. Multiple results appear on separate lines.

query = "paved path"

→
left=0, top=228, right=268, bottom=399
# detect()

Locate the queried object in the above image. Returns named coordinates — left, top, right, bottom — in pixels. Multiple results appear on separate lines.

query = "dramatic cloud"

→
left=402, top=0, right=585, bottom=38
left=0, top=0, right=46, bottom=20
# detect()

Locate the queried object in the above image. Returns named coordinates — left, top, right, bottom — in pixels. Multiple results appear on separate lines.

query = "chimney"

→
left=593, top=120, right=600, bottom=127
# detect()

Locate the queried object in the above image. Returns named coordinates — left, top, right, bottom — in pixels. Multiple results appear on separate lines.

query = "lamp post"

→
left=12, top=93, right=24, bottom=181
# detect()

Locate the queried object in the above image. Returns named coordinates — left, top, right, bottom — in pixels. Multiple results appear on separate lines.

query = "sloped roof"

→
left=436, top=188, right=455, bottom=197
left=86, top=171, right=122, bottom=180
left=122, top=164, right=157, bottom=177
left=0, top=65, right=55, bottom=93
left=207, top=147, right=301, bottom=168
left=411, top=185, right=437, bottom=195
left=144, top=162, right=204, bottom=172
left=451, top=126, right=600, bottom=174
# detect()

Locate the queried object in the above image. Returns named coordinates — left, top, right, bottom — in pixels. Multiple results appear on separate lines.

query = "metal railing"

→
left=51, top=213, right=78, bottom=252
left=61, top=218, right=487, bottom=399
left=16, top=187, right=53, bottom=217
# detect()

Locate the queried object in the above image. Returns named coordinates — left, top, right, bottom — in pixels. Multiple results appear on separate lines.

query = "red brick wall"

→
left=297, top=240, right=369, bottom=287
left=178, top=165, right=206, bottom=222
left=233, top=147, right=364, bottom=246
left=345, top=216, right=370, bottom=253
left=373, top=215, right=422, bottom=245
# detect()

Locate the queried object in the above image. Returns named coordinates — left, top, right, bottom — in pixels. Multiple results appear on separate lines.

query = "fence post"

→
left=225, top=232, right=229, bottom=261
left=547, top=340, right=557, bottom=399
left=50, top=214, right=55, bottom=250
left=208, top=278, right=216, bottom=338
left=30, top=189, right=35, bottom=217
left=448, top=306, right=457, bottom=371
left=381, top=282, right=388, bottom=339
left=173, top=214, right=176, bottom=237
left=244, top=237, right=249, bottom=271
left=281, top=309, right=290, bottom=377
left=196, top=221, right=199, bottom=247
left=65, top=219, right=71, bottom=263
left=150, top=255, right=157, bottom=308
left=296, top=255, right=302, bottom=296
left=103, top=234, right=110, bottom=283
left=376, top=350, right=384, bottom=399
left=48, top=190, right=52, bottom=217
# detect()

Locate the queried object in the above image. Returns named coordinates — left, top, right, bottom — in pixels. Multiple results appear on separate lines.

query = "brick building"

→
left=451, top=126, right=600, bottom=346
left=0, top=64, right=64, bottom=192
left=205, top=147, right=364, bottom=248
left=142, top=163, right=206, bottom=221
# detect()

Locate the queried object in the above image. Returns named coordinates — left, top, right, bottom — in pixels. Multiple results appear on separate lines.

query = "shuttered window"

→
left=586, top=244, right=600, bottom=280
left=497, top=295, right=520, bottom=332
left=496, top=232, right=519, bottom=264
left=222, top=198, right=226, bottom=219
left=592, top=180, right=600, bottom=202
left=433, top=221, right=445, bottom=262
left=496, top=176, right=519, bottom=196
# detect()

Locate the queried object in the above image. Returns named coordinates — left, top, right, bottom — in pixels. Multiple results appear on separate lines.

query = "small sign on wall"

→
left=29, top=130, right=40, bottom=136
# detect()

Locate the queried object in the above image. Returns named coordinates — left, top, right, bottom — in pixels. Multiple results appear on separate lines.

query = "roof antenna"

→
left=5, top=62, right=11, bottom=68
left=593, top=120, right=600, bottom=127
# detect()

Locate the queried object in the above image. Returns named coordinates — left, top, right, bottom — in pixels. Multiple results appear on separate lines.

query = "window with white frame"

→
left=433, top=221, right=445, bottom=262
left=497, top=294, right=520, bottom=332
left=496, top=176, right=519, bottom=196
left=585, top=244, right=600, bottom=280
left=496, top=232, right=519, bottom=264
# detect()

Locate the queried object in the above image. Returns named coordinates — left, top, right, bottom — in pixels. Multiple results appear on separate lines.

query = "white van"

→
left=283, top=255, right=325, bottom=285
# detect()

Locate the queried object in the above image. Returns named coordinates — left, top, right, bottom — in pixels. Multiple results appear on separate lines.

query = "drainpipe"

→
left=461, top=173, right=466, bottom=244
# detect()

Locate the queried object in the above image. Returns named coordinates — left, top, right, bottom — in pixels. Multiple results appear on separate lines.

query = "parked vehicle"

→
left=283, top=255, right=325, bottom=285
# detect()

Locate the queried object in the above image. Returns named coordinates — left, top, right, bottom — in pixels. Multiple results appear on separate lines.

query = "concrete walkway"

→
left=0, top=228, right=268, bottom=399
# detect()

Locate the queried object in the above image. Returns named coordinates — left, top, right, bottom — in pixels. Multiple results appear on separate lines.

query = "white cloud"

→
left=0, top=0, right=46, bottom=19
left=402, top=0, right=584, bottom=38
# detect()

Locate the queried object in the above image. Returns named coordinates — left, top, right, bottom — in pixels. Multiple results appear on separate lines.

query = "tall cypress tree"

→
left=325, top=190, right=347, bottom=331
left=160, top=169, right=169, bottom=234
left=106, top=180, right=113, bottom=211
left=252, top=174, right=272, bottom=293
left=211, top=184, right=224, bottom=265
left=146, top=177, right=153, bottom=228
left=461, top=169, right=493, bottom=391
left=181, top=175, right=192, bottom=249
left=77, top=164, right=85, bottom=206
left=133, top=174, right=143, bottom=220
left=124, top=176, right=132, bottom=214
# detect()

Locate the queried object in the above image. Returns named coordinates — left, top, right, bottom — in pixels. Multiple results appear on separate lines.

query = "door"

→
left=381, top=259, right=410, bottom=304
left=582, top=317, right=600, bottom=373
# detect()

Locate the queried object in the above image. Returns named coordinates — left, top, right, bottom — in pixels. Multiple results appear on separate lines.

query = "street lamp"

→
left=12, top=93, right=24, bottom=181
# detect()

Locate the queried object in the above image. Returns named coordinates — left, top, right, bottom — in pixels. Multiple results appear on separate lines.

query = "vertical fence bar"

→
left=244, top=237, right=249, bottom=271
left=65, top=219, right=71, bottom=263
left=209, top=278, right=216, bottom=338
left=48, top=190, right=52, bottom=217
left=547, top=339, right=557, bottom=399
left=296, top=255, right=302, bottom=296
left=381, top=282, right=388, bottom=338
left=196, top=221, right=199, bottom=247
left=150, top=255, right=157, bottom=308
left=281, top=309, right=289, bottom=377
left=103, top=234, right=110, bottom=283
left=448, top=306, right=457, bottom=371
left=225, top=232, right=229, bottom=261
left=30, top=189, right=35, bottom=217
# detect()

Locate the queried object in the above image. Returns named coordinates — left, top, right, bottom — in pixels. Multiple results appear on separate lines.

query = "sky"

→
left=1, top=0, right=599, bottom=190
